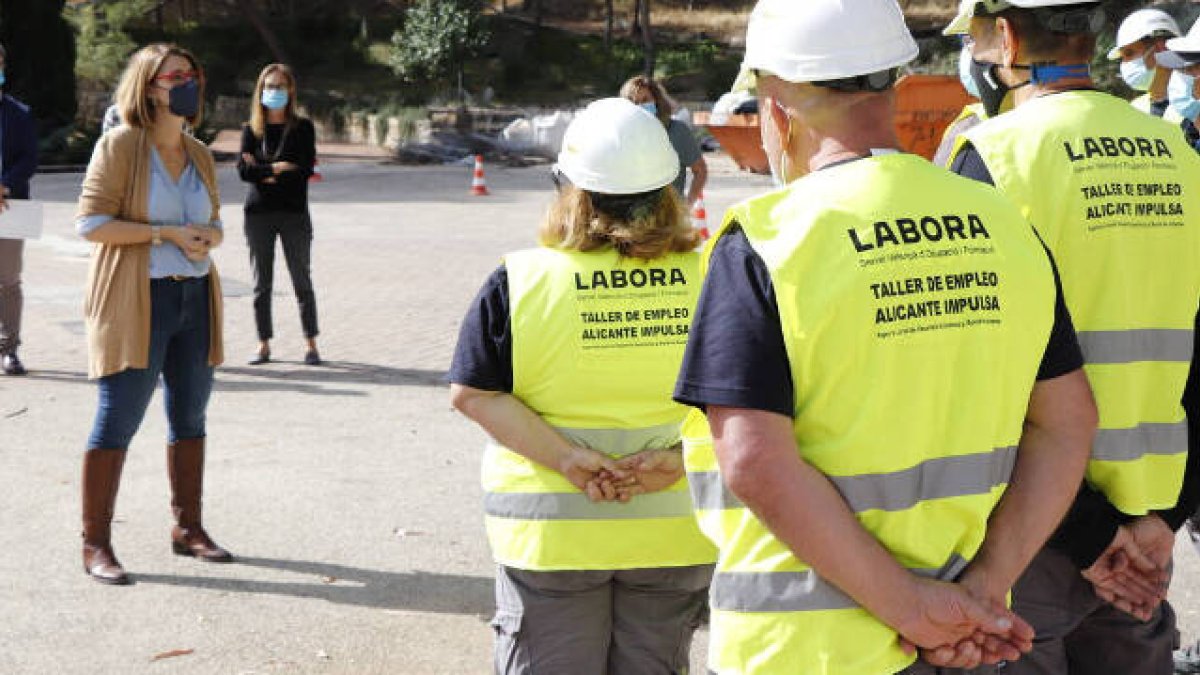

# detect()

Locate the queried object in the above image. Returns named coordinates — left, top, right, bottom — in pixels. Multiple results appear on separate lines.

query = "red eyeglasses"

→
left=152, top=69, right=197, bottom=86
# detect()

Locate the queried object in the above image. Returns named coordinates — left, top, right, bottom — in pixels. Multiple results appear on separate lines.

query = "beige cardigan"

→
left=77, top=126, right=225, bottom=379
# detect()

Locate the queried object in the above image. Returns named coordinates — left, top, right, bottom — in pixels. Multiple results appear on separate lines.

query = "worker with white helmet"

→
left=1156, top=17, right=1200, bottom=150
left=449, top=97, right=716, bottom=673
left=1109, top=8, right=1183, bottom=122
left=674, top=0, right=1097, bottom=672
left=933, top=41, right=992, bottom=167
left=945, top=1, right=1200, bottom=673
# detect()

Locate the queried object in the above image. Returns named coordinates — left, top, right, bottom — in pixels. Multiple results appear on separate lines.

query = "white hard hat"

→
left=556, top=98, right=679, bottom=195
left=730, top=0, right=918, bottom=93
left=944, top=0, right=1101, bottom=36
left=1107, top=9, right=1181, bottom=60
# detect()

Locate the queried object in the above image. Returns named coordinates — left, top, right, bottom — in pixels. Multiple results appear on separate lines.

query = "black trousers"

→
left=244, top=210, right=318, bottom=341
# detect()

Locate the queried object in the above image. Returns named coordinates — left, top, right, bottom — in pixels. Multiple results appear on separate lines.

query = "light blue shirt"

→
left=77, top=147, right=221, bottom=278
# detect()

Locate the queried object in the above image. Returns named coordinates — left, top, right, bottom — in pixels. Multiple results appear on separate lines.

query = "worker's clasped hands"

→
left=559, top=446, right=685, bottom=503
left=1082, top=515, right=1173, bottom=622
left=896, top=568, right=1035, bottom=670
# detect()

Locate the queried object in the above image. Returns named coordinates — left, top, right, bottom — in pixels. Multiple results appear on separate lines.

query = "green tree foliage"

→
left=388, top=0, right=489, bottom=90
left=67, top=0, right=156, bottom=86
left=0, top=0, right=76, bottom=129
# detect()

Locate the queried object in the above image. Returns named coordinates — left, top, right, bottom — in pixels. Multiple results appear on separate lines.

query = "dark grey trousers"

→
left=244, top=211, right=318, bottom=341
left=1003, top=545, right=1178, bottom=675
left=0, top=238, right=23, bottom=355
left=493, top=564, right=712, bottom=675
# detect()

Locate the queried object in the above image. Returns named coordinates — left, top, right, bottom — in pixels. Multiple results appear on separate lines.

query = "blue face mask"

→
left=639, top=102, right=657, bottom=115
left=1120, top=56, right=1154, bottom=92
left=0, top=70, right=6, bottom=88
left=1169, top=71, right=1200, bottom=121
left=958, top=47, right=979, bottom=98
left=261, top=88, right=289, bottom=111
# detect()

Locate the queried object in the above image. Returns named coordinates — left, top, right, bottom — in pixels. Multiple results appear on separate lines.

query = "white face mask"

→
left=959, top=47, right=980, bottom=98
left=764, top=99, right=793, bottom=189
left=1120, top=55, right=1154, bottom=91
left=1169, top=71, right=1200, bottom=121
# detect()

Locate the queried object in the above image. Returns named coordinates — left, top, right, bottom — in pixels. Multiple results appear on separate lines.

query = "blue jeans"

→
left=87, top=277, right=214, bottom=449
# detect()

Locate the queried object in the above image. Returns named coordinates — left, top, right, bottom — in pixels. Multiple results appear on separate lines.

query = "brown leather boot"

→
left=81, top=448, right=130, bottom=585
left=168, top=438, right=233, bottom=562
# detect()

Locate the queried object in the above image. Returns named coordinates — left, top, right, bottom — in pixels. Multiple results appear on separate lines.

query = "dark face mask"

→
left=168, top=79, right=200, bottom=118
left=969, top=58, right=1029, bottom=118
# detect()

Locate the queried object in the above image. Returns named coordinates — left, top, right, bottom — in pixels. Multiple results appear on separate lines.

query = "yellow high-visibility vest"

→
left=958, top=90, right=1200, bottom=514
left=684, top=153, right=1056, bottom=674
left=483, top=246, right=716, bottom=571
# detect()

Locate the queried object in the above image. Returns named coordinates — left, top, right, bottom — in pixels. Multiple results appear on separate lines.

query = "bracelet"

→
left=150, top=225, right=162, bottom=246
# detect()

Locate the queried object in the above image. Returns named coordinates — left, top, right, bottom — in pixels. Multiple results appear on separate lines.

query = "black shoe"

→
left=303, top=349, right=321, bottom=366
left=247, top=350, right=270, bottom=365
left=2, top=353, right=26, bottom=375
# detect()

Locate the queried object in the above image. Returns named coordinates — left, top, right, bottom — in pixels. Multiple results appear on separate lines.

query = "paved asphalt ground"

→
left=1, top=155, right=1198, bottom=674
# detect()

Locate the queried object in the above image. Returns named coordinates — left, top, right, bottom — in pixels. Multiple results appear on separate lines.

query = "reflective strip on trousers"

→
left=710, top=554, right=970, bottom=613
left=1091, top=421, right=1189, bottom=462
left=1078, top=329, right=1194, bottom=365
left=484, top=489, right=694, bottom=520
left=553, top=422, right=682, bottom=458
left=688, top=446, right=1017, bottom=514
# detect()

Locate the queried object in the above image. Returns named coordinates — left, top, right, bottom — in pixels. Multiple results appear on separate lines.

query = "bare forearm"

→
left=686, top=159, right=708, bottom=205
left=969, top=370, right=1096, bottom=591
left=450, top=385, right=571, bottom=472
left=712, top=408, right=919, bottom=627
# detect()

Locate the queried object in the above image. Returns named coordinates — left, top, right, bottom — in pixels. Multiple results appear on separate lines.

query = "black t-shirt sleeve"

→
left=673, top=226, right=795, bottom=417
left=1036, top=244, right=1085, bottom=380
left=948, top=142, right=995, bottom=186
left=236, top=125, right=273, bottom=183
left=448, top=265, right=513, bottom=393
left=1150, top=98, right=1170, bottom=118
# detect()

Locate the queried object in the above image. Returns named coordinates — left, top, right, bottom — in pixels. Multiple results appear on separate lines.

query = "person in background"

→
left=934, top=40, right=990, bottom=167
left=75, top=43, right=232, bottom=585
left=1111, top=9, right=1182, bottom=121
left=619, top=76, right=707, bottom=209
left=237, top=63, right=320, bottom=366
left=101, top=103, right=123, bottom=135
left=1167, top=17, right=1200, bottom=149
left=450, top=98, right=715, bottom=674
left=947, top=0, right=1200, bottom=671
left=0, top=43, right=39, bottom=376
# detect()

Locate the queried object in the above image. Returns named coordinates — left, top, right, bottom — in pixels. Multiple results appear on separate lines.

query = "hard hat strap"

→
left=812, top=68, right=899, bottom=93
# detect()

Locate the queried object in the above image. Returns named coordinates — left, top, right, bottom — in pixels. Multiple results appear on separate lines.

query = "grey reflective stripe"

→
left=830, top=446, right=1017, bottom=513
left=687, top=447, right=1016, bottom=514
left=687, top=471, right=743, bottom=511
left=1091, top=421, right=1189, bottom=462
left=484, top=489, right=694, bottom=521
left=1078, top=329, right=1194, bottom=365
left=553, top=422, right=682, bottom=457
left=711, top=554, right=969, bottom=613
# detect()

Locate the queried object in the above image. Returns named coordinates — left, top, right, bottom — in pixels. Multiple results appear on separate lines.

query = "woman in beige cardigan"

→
left=75, top=44, right=231, bottom=585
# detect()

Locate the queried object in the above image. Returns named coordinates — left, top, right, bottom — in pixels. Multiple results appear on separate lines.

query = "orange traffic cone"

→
left=309, top=157, right=323, bottom=183
left=692, top=193, right=710, bottom=240
left=471, top=154, right=490, bottom=196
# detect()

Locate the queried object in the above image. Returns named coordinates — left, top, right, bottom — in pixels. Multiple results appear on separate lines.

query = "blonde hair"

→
left=619, top=75, right=675, bottom=127
left=539, top=186, right=699, bottom=260
left=249, top=62, right=299, bottom=138
left=114, top=43, right=205, bottom=129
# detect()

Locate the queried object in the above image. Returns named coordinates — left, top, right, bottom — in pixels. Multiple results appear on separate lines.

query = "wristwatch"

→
left=151, top=225, right=162, bottom=246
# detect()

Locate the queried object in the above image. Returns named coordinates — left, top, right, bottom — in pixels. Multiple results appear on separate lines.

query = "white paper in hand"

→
left=0, top=200, right=43, bottom=240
